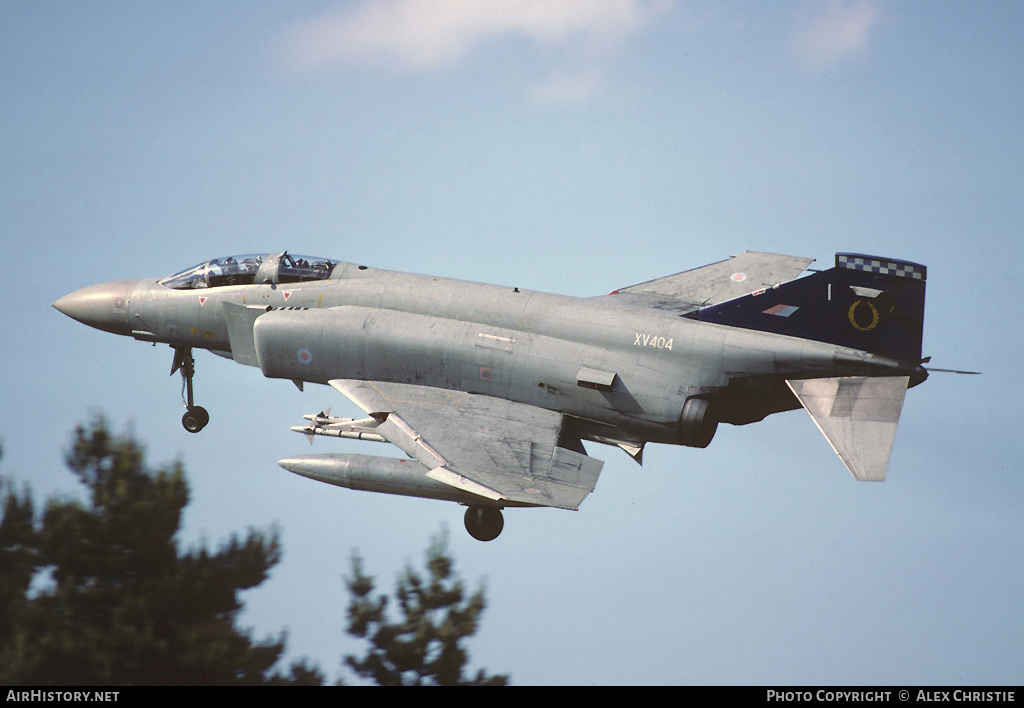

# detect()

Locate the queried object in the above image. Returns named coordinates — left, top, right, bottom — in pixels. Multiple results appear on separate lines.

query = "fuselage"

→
left=56, top=256, right=890, bottom=449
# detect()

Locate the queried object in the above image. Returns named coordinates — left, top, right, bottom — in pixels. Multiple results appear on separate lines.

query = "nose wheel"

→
left=172, top=347, right=209, bottom=433
left=181, top=405, right=209, bottom=433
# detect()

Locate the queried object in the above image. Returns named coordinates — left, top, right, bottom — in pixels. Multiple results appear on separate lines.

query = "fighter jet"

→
left=53, top=250, right=939, bottom=540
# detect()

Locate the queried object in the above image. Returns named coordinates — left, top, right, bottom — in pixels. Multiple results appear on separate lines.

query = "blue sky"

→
left=2, top=1, right=1021, bottom=685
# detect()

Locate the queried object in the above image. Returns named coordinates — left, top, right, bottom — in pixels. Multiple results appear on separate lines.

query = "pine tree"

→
left=344, top=532, right=508, bottom=685
left=0, top=419, right=323, bottom=685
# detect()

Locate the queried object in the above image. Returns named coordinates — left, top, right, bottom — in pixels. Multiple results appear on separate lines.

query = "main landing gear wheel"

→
left=464, top=506, right=504, bottom=542
left=172, top=346, right=209, bottom=433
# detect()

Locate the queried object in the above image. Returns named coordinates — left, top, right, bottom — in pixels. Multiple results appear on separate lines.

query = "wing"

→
left=328, top=380, right=604, bottom=510
left=606, top=251, right=814, bottom=313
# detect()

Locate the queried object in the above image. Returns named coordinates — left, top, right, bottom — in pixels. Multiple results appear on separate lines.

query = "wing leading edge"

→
left=328, top=380, right=604, bottom=510
left=607, top=251, right=814, bottom=312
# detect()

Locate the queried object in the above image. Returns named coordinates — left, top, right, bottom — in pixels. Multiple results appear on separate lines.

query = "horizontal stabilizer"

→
left=786, top=376, right=910, bottom=481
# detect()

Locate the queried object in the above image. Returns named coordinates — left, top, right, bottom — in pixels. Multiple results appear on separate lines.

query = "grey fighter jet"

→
left=53, top=250, right=937, bottom=540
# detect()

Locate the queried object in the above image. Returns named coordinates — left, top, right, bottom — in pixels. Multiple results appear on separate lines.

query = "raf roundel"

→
left=297, top=348, right=313, bottom=365
left=730, top=272, right=747, bottom=283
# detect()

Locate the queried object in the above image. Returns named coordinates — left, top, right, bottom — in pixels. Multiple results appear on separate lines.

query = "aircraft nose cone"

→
left=52, top=280, right=137, bottom=336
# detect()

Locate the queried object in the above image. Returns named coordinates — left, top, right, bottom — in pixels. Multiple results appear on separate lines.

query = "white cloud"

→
left=281, top=0, right=669, bottom=102
left=794, top=0, right=882, bottom=72
left=527, top=66, right=605, bottom=105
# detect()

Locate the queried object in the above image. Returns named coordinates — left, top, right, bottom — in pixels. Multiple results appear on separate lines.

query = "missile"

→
left=291, top=411, right=387, bottom=444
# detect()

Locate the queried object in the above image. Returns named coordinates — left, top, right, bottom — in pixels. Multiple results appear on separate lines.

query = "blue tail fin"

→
left=687, top=253, right=926, bottom=363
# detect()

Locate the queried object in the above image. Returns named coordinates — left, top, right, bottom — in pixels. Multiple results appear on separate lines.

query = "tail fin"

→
left=687, top=253, right=926, bottom=362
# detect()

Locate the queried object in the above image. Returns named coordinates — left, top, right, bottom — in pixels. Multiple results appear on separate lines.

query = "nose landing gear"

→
left=172, top=347, right=209, bottom=433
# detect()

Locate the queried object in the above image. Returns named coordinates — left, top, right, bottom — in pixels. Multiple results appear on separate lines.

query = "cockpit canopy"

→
left=159, top=252, right=337, bottom=290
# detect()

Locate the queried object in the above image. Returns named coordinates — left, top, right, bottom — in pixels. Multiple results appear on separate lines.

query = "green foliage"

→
left=344, top=532, right=508, bottom=686
left=0, top=475, right=37, bottom=654
left=0, top=418, right=323, bottom=685
left=0, top=421, right=508, bottom=686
